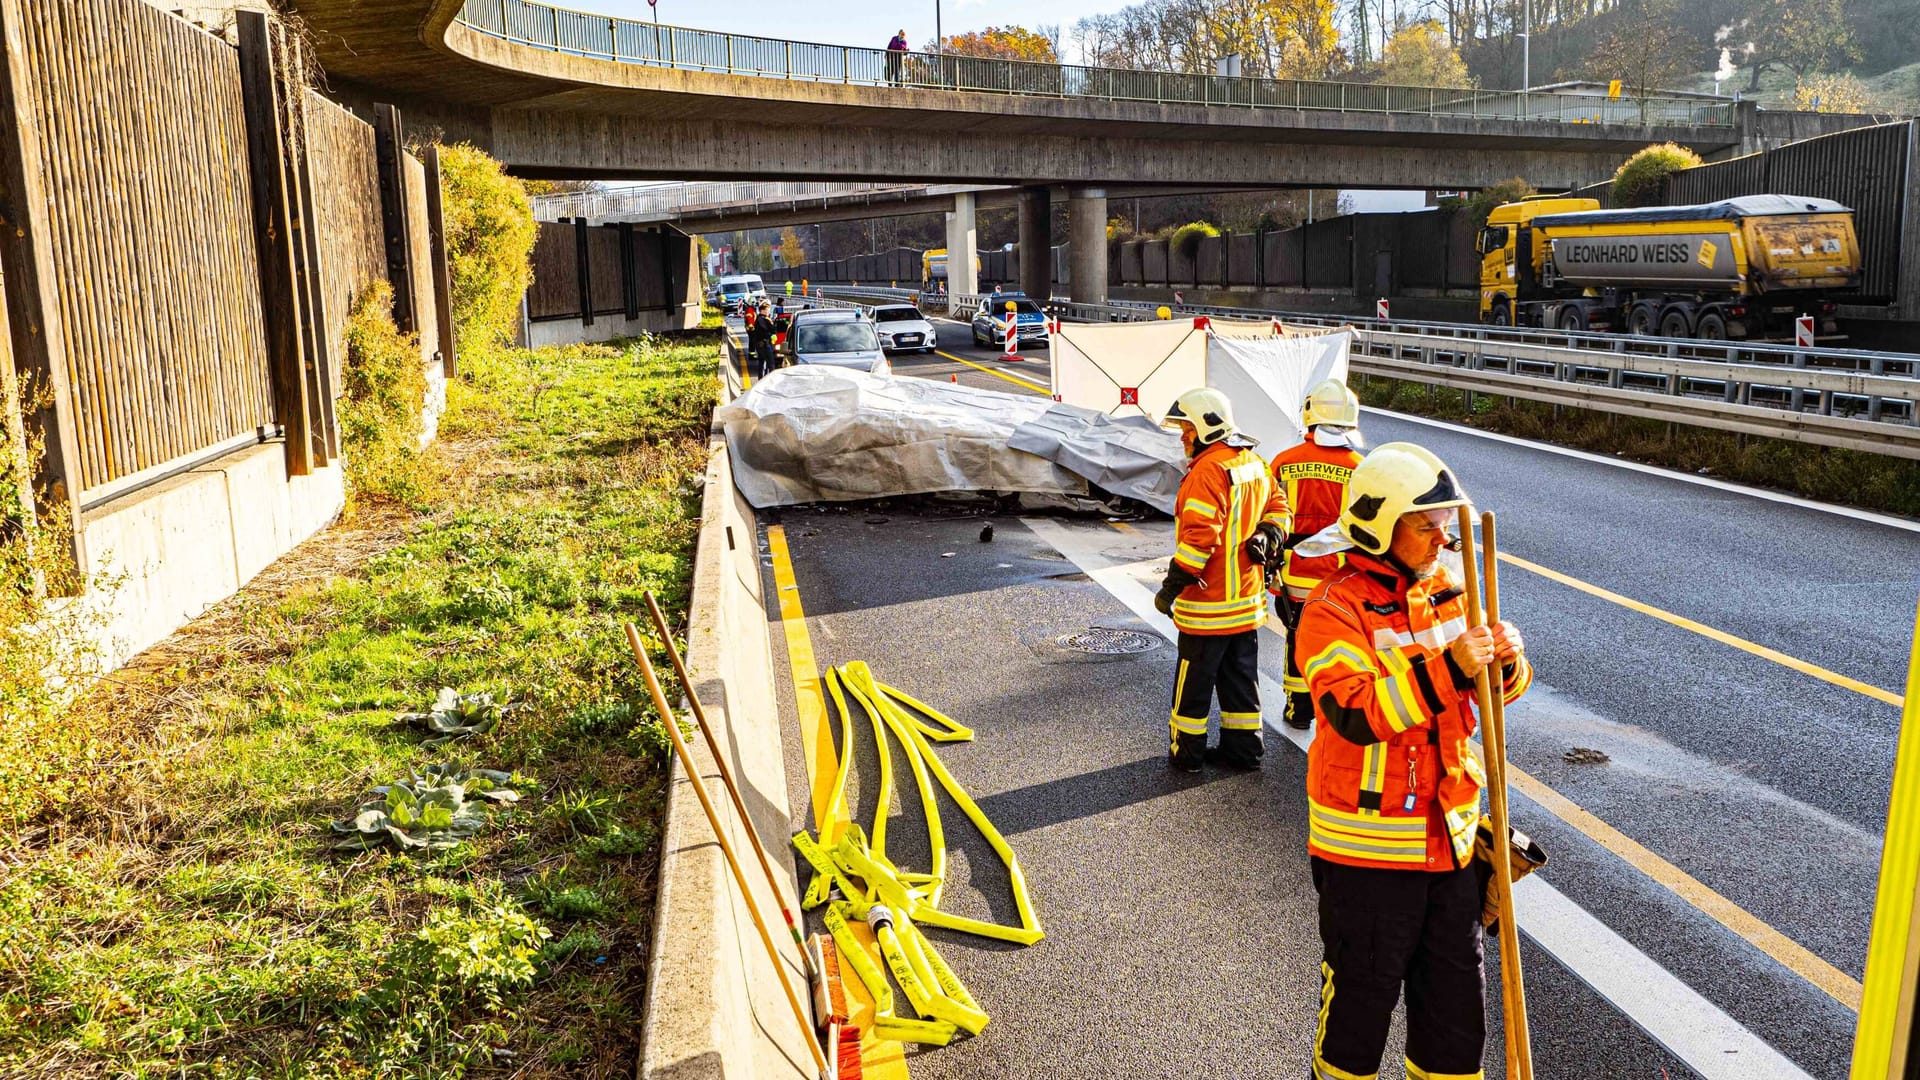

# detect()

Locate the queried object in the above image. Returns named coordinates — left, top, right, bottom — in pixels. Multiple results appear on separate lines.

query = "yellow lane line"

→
left=932, top=348, right=1050, bottom=394
left=1507, top=763, right=1865, bottom=1009
left=1501, top=551, right=1903, bottom=708
left=764, top=526, right=909, bottom=1079
left=766, top=526, right=838, bottom=835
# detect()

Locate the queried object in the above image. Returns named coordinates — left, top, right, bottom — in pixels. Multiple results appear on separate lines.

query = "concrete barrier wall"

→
left=640, top=360, right=809, bottom=1079
left=79, top=442, right=345, bottom=673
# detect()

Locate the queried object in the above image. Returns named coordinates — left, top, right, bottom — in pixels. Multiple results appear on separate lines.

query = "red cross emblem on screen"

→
left=1119, top=388, right=1139, bottom=405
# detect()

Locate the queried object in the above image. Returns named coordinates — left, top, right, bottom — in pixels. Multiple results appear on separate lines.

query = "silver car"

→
left=784, top=310, right=891, bottom=376
left=868, top=303, right=938, bottom=353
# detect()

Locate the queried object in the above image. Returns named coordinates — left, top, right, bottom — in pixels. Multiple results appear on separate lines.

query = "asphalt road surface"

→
left=756, top=323, right=1920, bottom=1079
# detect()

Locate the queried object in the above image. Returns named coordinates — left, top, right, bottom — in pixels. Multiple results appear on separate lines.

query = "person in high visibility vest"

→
left=1153, top=388, right=1290, bottom=772
left=1293, top=442, right=1532, bottom=1080
left=785, top=279, right=794, bottom=297
left=1268, top=378, right=1365, bottom=730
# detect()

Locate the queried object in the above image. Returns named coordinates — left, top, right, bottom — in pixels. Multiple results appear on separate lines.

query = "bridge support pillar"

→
left=945, top=191, right=977, bottom=297
left=1067, top=187, right=1107, bottom=305
left=1018, top=185, right=1051, bottom=299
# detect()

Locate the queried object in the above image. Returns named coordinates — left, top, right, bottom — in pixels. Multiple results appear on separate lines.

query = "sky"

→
left=579, top=0, right=1119, bottom=60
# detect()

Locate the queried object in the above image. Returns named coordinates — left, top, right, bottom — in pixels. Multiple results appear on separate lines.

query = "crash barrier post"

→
left=1849, top=597, right=1920, bottom=1079
left=1458, top=508, right=1536, bottom=1078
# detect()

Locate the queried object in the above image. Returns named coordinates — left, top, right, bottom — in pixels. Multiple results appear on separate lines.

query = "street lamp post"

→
left=1519, top=0, right=1531, bottom=99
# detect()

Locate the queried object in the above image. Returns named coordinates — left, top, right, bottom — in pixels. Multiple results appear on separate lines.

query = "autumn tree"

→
left=1792, top=72, right=1884, bottom=113
left=1728, top=0, right=1859, bottom=92
left=1074, top=0, right=1343, bottom=80
left=1585, top=0, right=1698, bottom=95
left=1378, top=20, right=1473, bottom=86
left=932, top=25, right=1059, bottom=62
left=779, top=227, right=806, bottom=268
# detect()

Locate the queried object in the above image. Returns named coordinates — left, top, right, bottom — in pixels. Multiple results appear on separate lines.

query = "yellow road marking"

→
left=1501, top=552, right=1903, bottom=708
left=766, top=526, right=839, bottom=834
left=932, top=348, right=1049, bottom=394
left=765, top=526, right=909, bottom=1078
left=1507, top=763, right=1865, bottom=1010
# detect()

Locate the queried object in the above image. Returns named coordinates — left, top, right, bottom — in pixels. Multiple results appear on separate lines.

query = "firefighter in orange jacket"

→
left=1295, top=442, right=1531, bottom=1080
left=1269, top=378, right=1365, bottom=730
left=1152, top=388, right=1290, bottom=772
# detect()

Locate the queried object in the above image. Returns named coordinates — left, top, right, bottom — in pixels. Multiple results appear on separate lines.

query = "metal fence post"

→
left=843, top=46, right=849, bottom=83
left=550, top=3, right=558, bottom=47
left=606, top=17, right=615, bottom=60
left=786, top=41, right=792, bottom=77
left=726, top=36, right=734, bottom=74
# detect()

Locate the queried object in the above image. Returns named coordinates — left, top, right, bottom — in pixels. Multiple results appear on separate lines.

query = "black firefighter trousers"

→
left=1311, top=856, right=1486, bottom=1080
left=1169, top=629, right=1262, bottom=767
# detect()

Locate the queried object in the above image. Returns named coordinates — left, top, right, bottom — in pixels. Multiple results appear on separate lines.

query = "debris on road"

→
left=1564, top=747, right=1612, bottom=765
left=979, top=524, right=994, bottom=542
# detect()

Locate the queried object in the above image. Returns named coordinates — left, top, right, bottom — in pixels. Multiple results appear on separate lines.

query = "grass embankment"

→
left=1357, top=375, right=1920, bottom=517
left=0, top=337, right=719, bottom=1078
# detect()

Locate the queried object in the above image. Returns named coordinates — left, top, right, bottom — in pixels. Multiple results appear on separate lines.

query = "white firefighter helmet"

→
left=1303, top=378, right=1361, bottom=429
left=1339, top=442, right=1470, bottom=555
left=1161, top=387, right=1237, bottom=446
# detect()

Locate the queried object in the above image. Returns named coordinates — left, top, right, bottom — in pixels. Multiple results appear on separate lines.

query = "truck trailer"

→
left=1475, top=194, right=1861, bottom=341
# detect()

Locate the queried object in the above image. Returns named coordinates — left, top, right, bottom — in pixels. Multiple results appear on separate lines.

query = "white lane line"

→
left=1364, top=406, right=1920, bottom=534
left=1022, top=515, right=1818, bottom=1080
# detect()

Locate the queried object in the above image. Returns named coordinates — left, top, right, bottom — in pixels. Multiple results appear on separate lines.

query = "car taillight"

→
left=1820, top=301, right=1838, bottom=314
left=1726, top=305, right=1746, bottom=318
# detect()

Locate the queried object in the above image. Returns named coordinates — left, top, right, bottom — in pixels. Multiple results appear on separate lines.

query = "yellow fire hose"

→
left=792, top=663, right=1045, bottom=1047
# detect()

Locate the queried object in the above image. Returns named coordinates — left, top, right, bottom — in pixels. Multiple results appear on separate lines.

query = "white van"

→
left=711, top=274, right=767, bottom=312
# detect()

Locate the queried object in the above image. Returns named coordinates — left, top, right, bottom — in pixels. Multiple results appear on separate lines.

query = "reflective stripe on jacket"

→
left=1298, top=551, right=1533, bottom=871
left=1270, top=438, right=1361, bottom=594
left=1171, top=441, right=1290, bottom=635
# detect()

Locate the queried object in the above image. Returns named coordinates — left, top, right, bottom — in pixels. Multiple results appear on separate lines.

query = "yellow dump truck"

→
left=1475, top=194, right=1861, bottom=341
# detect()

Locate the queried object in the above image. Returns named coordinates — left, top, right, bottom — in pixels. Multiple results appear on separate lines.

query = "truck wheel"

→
left=1659, top=310, right=1692, bottom=338
left=1557, top=307, right=1585, bottom=332
left=1629, top=306, right=1657, bottom=336
left=1491, top=302, right=1511, bottom=326
left=1696, top=313, right=1727, bottom=340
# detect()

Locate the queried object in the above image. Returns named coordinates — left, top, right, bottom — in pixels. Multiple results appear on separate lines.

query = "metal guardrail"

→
left=804, top=286, right=1920, bottom=457
left=534, top=181, right=925, bottom=222
left=457, top=0, right=1735, bottom=126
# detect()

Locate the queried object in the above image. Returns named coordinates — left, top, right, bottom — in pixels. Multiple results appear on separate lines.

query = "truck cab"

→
left=1476, top=196, right=1599, bottom=326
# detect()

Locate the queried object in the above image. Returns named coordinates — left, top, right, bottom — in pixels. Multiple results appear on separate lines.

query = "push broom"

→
left=625, top=620, right=837, bottom=1080
left=1455, top=509, right=1536, bottom=1080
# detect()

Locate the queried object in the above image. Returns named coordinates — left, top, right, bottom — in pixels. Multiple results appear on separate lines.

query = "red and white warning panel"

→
left=1796, top=315, right=1815, bottom=348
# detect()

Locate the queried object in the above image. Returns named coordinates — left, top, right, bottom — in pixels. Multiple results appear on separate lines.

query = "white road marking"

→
left=1022, top=515, right=1819, bottom=1080
left=1365, top=406, right=1920, bottom=534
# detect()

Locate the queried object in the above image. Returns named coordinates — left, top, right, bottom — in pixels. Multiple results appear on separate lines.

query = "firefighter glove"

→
left=1155, top=565, right=1200, bottom=616
left=1244, top=522, right=1285, bottom=567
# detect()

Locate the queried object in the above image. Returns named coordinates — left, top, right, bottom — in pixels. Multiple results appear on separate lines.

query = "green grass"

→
left=0, top=336, right=718, bottom=1078
left=1356, top=375, right=1920, bottom=517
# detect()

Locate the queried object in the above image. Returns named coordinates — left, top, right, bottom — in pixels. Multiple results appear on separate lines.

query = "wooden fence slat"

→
left=292, top=90, right=338, bottom=459
left=422, top=144, right=457, bottom=377
left=236, top=9, right=312, bottom=477
left=0, top=0, right=86, bottom=569
left=372, top=102, right=416, bottom=334
left=574, top=217, right=592, bottom=327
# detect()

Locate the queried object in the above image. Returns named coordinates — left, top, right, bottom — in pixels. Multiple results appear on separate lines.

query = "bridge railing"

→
left=457, top=0, right=1736, bottom=126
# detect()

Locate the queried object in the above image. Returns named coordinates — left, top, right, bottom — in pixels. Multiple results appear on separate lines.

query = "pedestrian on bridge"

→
left=1294, top=442, right=1532, bottom=1080
left=1268, top=378, right=1364, bottom=730
left=885, top=30, right=908, bottom=85
left=1153, top=388, right=1290, bottom=772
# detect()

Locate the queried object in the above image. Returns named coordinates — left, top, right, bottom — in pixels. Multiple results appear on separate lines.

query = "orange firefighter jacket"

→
left=1297, top=550, right=1533, bottom=871
left=1170, top=440, right=1291, bottom=635
left=1269, top=438, right=1362, bottom=595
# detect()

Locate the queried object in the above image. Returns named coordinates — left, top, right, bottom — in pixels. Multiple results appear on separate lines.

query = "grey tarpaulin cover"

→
left=1006, top=407, right=1185, bottom=515
left=715, top=366, right=1089, bottom=507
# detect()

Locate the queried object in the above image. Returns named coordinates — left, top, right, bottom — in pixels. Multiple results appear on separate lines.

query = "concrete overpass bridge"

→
left=289, top=0, right=1872, bottom=300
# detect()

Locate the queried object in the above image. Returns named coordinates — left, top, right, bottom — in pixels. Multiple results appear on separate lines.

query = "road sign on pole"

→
left=1796, top=315, right=1815, bottom=348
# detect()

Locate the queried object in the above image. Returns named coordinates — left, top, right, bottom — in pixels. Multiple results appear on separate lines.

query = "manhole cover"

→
left=1056, top=628, right=1162, bottom=655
